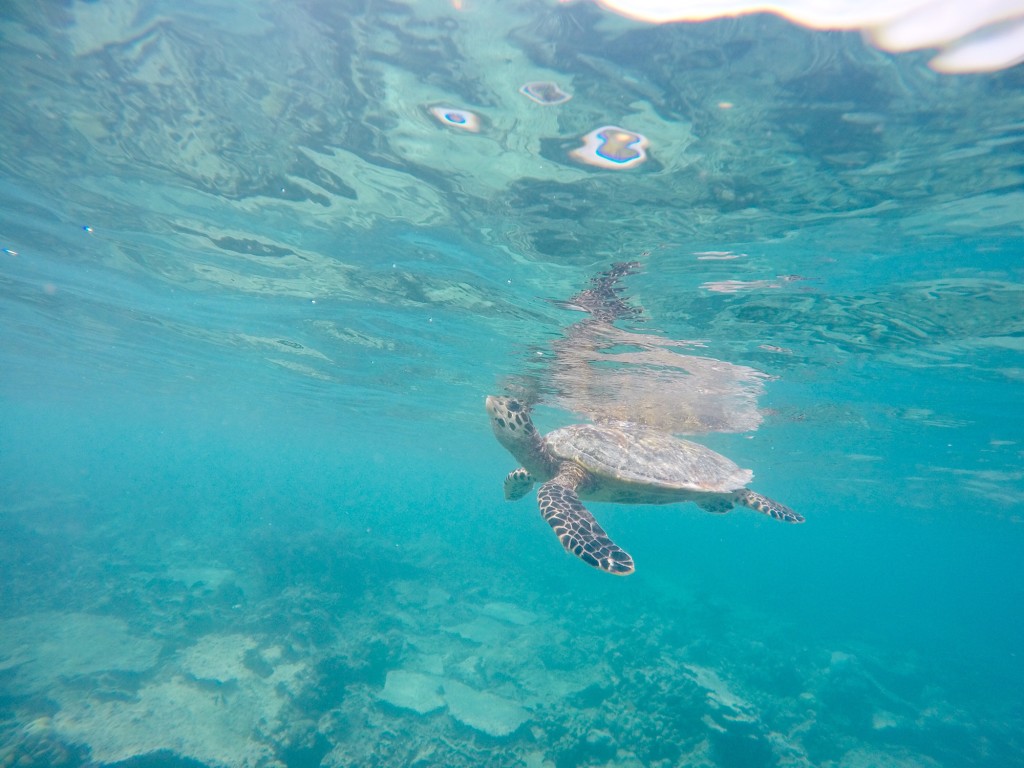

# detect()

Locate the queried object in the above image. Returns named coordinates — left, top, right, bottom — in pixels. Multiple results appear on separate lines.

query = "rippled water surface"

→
left=1, top=1, right=1023, bottom=766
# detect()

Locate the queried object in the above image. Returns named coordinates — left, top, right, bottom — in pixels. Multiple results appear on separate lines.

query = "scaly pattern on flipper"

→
left=504, top=468, right=535, bottom=500
left=538, top=480, right=635, bottom=575
left=733, top=489, right=804, bottom=523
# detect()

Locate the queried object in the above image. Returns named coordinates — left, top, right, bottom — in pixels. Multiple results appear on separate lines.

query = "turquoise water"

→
left=2, top=1, right=1023, bottom=766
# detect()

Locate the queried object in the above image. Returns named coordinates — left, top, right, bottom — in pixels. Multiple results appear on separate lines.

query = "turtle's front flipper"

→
left=537, top=479, right=635, bottom=576
left=504, top=468, right=535, bottom=500
left=733, top=489, right=804, bottom=523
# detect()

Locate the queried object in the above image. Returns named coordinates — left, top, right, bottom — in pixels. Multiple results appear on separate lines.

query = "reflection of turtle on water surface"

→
left=534, top=261, right=767, bottom=435
left=486, top=395, right=803, bottom=576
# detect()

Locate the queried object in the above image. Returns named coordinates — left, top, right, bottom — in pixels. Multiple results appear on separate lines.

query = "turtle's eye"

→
left=507, top=401, right=522, bottom=413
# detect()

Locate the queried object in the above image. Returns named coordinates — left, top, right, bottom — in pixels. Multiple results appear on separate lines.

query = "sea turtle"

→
left=486, top=395, right=803, bottom=576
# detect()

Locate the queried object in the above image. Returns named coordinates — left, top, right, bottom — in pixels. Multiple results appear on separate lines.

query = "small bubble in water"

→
left=82, top=225, right=93, bottom=233
left=519, top=81, right=572, bottom=106
left=569, top=125, right=649, bottom=170
left=428, top=105, right=482, bottom=133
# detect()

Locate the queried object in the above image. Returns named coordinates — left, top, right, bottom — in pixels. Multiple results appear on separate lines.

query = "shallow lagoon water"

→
left=1, top=1, right=1023, bottom=766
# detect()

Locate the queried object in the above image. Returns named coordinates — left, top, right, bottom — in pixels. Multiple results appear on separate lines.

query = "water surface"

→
left=1, top=1, right=1022, bottom=766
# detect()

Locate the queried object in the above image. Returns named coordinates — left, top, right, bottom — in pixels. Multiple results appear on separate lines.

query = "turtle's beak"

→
left=485, top=395, right=507, bottom=417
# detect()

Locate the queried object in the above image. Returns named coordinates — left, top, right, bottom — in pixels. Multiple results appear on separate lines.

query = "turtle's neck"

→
left=494, top=416, right=559, bottom=481
left=517, top=426, right=560, bottom=481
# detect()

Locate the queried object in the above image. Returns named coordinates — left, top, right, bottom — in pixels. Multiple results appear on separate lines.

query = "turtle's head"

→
left=485, top=395, right=540, bottom=458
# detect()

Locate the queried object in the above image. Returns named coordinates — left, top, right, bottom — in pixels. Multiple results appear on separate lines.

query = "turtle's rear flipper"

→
left=734, top=489, right=805, bottom=523
left=537, top=480, right=635, bottom=575
left=504, top=468, right=535, bottom=501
